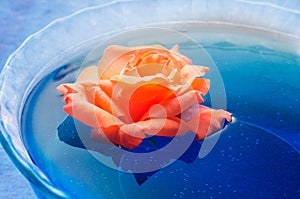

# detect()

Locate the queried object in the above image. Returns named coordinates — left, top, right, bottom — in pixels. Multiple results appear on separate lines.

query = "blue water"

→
left=22, top=42, right=300, bottom=198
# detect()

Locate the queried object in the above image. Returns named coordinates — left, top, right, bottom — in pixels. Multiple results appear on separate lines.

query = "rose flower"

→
left=57, top=45, right=232, bottom=149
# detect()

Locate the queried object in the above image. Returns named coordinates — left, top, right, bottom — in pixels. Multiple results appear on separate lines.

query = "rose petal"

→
left=184, top=105, right=232, bottom=141
left=76, top=66, right=98, bottom=83
left=110, top=76, right=179, bottom=123
left=128, top=64, right=185, bottom=86
left=119, top=117, right=190, bottom=138
left=136, top=51, right=180, bottom=70
left=98, top=80, right=115, bottom=97
left=191, top=78, right=210, bottom=95
left=98, top=45, right=133, bottom=80
left=128, top=83, right=174, bottom=122
left=91, top=127, right=143, bottom=149
left=57, top=84, right=124, bottom=128
left=180, top=65, right=209, bottom=82
left=170, top=44, right=180, bottom=52
left=87, top=83, right=125, bottom=120
left=111, top=73, right=188, bottom=96
left=140, top=90, right=203, bottom=121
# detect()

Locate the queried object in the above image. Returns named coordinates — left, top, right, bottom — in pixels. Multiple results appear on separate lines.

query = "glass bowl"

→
left=1, top=0, right=300, bottom=198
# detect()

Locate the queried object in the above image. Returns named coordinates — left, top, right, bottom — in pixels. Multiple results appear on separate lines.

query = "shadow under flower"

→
left=58, top=116, right=203, bottom=185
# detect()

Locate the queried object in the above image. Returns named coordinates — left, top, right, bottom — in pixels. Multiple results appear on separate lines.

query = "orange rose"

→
left=57, top=45, right=231, bottom=148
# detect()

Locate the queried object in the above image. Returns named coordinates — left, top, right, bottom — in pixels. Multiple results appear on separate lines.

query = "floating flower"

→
left=57, top=44, right=231, bottom=149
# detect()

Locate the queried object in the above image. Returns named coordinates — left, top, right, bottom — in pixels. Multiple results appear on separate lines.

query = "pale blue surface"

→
left=0, top=1, right=109, bottom=198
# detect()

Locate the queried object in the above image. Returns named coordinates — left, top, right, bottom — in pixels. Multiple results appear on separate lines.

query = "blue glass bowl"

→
left=1, top=0, right=300, bottom=198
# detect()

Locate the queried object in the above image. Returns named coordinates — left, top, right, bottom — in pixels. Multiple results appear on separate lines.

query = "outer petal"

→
left=91, top=117, right=191, bottom=148
left=184, top=105, right=232, bottom=141
left=76, top=66, right=98, bottom=83
left=180, top=65, right=209, bottom=82
left=57, top=84, right=124, bottom=129
left=91, top=127, right=143, bottom=149
left=119, top=117, right=190, bottom=138
left=170, top=44, right=180, bottom=52
left=98, top=79, right=115, bottom=97
left=87, top=83, right=125, bottom=120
